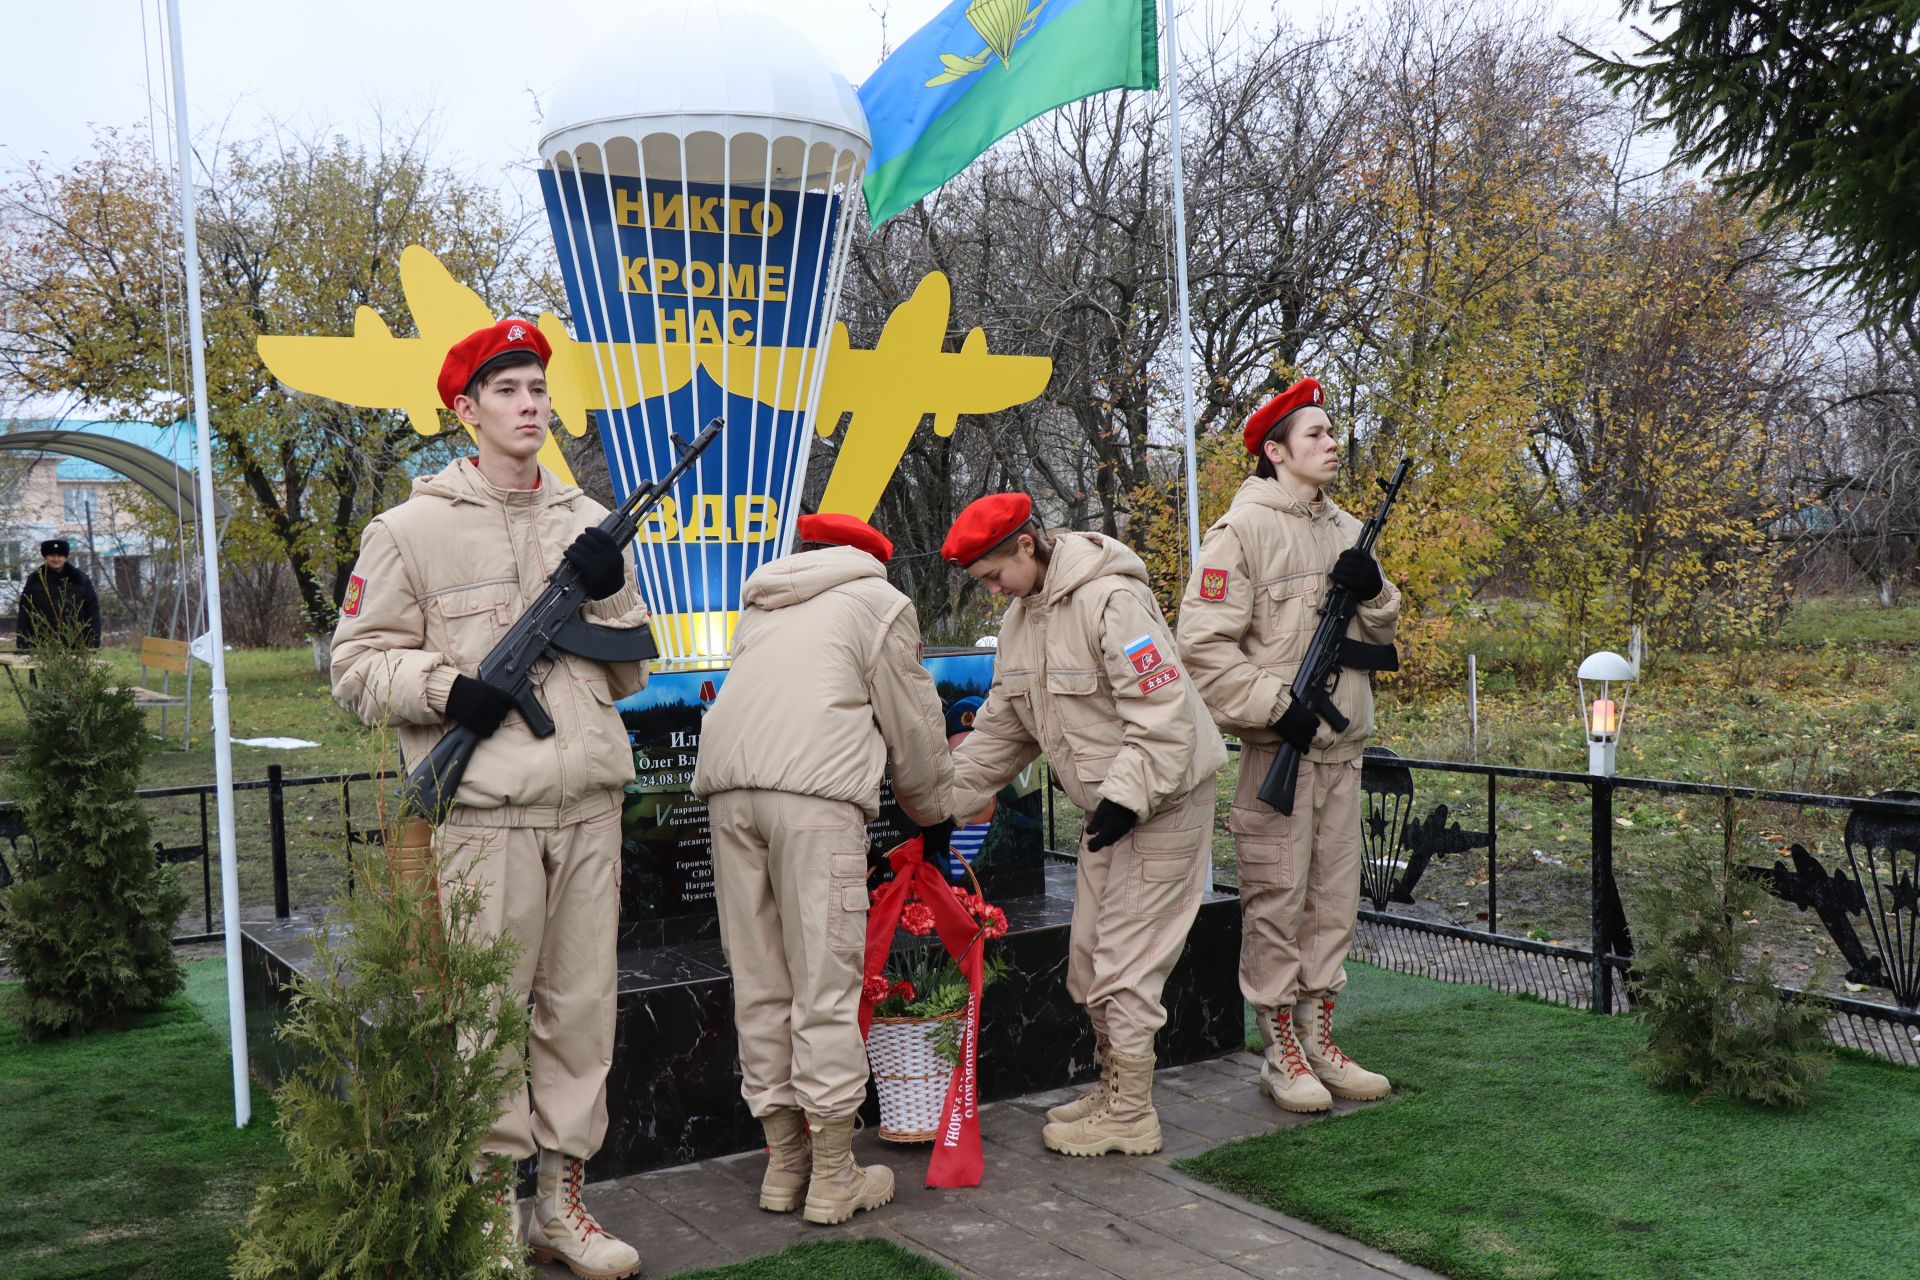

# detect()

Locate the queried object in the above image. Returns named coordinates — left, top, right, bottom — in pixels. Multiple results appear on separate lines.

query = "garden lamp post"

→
left=1577, top=650, right=1636, bottom=777
left=1577, top=647, right=1638, bottom=1015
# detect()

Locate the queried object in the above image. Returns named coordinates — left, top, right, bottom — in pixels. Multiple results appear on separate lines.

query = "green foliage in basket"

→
left=866, top=947, right=1008, bottom=1067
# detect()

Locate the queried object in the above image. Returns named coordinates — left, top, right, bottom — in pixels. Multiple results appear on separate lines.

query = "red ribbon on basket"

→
left=860, top=837, right=985, bottom=1188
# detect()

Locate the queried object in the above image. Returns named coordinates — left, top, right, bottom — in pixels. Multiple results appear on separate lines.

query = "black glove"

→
left=445, top=674, right=515, bottom=738
left=563, top=526, right=627, bottom=600
left=1084, top=799, right=1138, bottom=852
left=1329, top=547, right=1384, bottom=601
left=919, top=820, right=955, bottom=866
left=1273, top=697, right=1319, bottom=753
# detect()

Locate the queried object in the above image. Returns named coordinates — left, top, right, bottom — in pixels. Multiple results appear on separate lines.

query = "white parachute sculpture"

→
left=539, top=0, right=871, bottom=661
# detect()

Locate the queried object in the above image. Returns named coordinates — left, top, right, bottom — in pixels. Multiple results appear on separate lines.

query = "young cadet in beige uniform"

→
left=331, top=318, right=648, bottom=1280
left=1176, top=377, right=1401, bottom=1116
left=692, top=513, right=953, bottom=1226
left=940, top=493, right=1228, bottom=1158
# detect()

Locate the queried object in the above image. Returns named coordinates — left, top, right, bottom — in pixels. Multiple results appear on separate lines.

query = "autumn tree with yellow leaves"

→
left=1116, top=2, right=1827, bottom=671
left=0, top=122, right=551, bottom=637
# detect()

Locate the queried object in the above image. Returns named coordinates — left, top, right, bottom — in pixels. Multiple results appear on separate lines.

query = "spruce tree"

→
left=231, top=816, right=533, bottom=1279
left=1629, top=804, right=1833, bottom=1107
left=1582, top=1, right=1920, bottom=323
left=1, top=631, right=184, bottom=1037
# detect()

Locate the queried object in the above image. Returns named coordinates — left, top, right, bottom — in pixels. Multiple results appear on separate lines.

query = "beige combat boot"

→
left=1254, top=1007, right=1333, bottom=1113
left=1046, top=1011, right=1112, bottom=1125
left=526, top=1151, right=643, bottom=1279
left=801, top=1114, right=895, bottom=1225
left=475, top=1161, right=524, bottom=1269
left=758, top=1107, right=811, bottom=1213
left=1041, top=1051, right=1163, bottom=1157
left=1296, top=996, right=1391, bottom=1100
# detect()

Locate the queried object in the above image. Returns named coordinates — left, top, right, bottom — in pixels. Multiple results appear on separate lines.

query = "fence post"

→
left=1590, top=778, right=1614, bottom=1014
left=268, top=764, right=290, bottom=919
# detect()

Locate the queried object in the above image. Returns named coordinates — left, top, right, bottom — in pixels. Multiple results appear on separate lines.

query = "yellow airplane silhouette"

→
left=696, top=272, right=1051, bottom=518
left=256, top=246, right=1050, bottom=515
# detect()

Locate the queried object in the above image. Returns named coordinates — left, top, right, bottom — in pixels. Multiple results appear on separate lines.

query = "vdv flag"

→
left=859, top=0, right=1160, bottom=226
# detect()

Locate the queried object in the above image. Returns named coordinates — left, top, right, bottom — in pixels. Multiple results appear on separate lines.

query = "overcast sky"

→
left=7, top=0, right=1635, bottom=191
left=7, top=0, right=984, bottom=186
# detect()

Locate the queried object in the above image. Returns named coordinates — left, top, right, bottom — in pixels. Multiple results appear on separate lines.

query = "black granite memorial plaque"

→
left=614, top=647, right=1044, bottom=950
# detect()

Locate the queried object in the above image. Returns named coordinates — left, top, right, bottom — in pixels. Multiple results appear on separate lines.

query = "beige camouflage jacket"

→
left=691, top=546, right=952, bottom=825
left=950, top=532, right=1228, bottom=822
left=1176, top=477, right=1400, bottom=763
left=330, top=458, right=651, bottom=822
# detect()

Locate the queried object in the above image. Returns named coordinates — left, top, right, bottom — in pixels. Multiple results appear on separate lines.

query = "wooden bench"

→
left=128, top=636, right=190, bottom=746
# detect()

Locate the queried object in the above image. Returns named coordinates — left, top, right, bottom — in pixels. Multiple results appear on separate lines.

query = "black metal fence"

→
left=11, top=747, right=1917, bottom=1066
left=0, top=766, right=399, bottom=943
left=1045, top=748, right=1920, bottom=1065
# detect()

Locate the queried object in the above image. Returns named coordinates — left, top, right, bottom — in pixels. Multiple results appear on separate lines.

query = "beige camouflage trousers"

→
left=438, top=800, right=622, bottom=1162
left=1068, top=781, right=1214, bottom=1058
left=708, top=789, right=873, bottom=1120
left=1228, top=745, right=1363, bottom=1012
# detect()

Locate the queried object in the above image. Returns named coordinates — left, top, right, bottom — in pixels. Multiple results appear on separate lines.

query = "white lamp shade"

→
left=1577, top=650, right=1636, bottom=682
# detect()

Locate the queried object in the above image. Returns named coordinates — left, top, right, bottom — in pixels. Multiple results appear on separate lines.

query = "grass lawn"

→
left=0, top=645, right=377, bottom=789
left=0, top=645, right=401, bottom=919
left=1185, top=963, right=1920, bottom=1280
left=670, top=1239, right=955, bottom=1279
left=0, top=960, right=284, bottom=1279
left=0, top=960, right=949, bottom=1280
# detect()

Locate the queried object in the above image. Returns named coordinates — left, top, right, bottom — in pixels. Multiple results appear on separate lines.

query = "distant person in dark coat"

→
left=17, top=539, right=102, bottom=651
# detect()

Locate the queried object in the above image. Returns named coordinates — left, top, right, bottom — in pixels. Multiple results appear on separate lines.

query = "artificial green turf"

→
left=668, top=1238, right=955, bottom=1279
left=0, top=958, right=284, bottom=1279
left=1189, top=964, right=1920, bottom=1280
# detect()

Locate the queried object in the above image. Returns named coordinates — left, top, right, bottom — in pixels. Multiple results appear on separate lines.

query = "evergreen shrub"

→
left=1628, top=808, right=1833, bottom=1107
left=231, top=816, right=531, bottom=1279
left=1, top=631, right=184, bottom=1037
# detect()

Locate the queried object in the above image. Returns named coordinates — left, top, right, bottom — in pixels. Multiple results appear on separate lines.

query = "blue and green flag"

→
left=858, top=0, right=1160, bottom=226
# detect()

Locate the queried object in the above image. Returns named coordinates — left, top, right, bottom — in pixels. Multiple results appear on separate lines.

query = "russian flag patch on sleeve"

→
left=1123, top=633, right=1163, bottom=674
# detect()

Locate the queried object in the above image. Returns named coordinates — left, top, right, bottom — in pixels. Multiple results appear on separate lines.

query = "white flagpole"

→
left=1163, top=2, right=1209, bottom=893
left=1163, top=0, right=1201, bottom=572
left=166, top=0, right=250, bottom=1128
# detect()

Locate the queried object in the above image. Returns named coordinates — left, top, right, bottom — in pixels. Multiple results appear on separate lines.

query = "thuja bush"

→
left=231, top=819, right=531, bottom=1280
left=1629, top=816, right=1832, bottom=1107
left=1, top=632, right=183, bottom=1037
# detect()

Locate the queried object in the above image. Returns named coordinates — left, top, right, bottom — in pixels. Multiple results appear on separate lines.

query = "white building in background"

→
left=0, top=420, right=201, bottom=616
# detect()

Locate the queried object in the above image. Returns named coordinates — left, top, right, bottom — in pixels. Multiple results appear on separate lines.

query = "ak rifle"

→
left=1256, top=458, right=1411, bottom=815
left=403, top=419, right=722, bottom=822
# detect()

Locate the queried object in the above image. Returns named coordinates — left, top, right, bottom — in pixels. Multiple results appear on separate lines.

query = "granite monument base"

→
left=241, top=862, right=1243, bottom=1176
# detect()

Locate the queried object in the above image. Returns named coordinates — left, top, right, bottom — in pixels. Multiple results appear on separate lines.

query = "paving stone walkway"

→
left=552, top=1050, right=1442, bottom=1280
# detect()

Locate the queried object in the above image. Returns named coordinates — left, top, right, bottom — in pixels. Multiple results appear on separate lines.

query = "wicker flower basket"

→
left=868, top=1009, right=962, bottom=1142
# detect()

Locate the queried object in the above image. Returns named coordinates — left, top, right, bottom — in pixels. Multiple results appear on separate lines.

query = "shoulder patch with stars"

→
left=1138, top=665, right=1181, bottom=695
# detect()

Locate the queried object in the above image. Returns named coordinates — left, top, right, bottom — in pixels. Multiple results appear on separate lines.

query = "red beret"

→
left=438, top=318, right=554, bottom=409
left=797, top=512, right=893, bottom=563
left=942, top=493, right=1034, bottom=567
left=1243, top=376, right=1325, bottom=455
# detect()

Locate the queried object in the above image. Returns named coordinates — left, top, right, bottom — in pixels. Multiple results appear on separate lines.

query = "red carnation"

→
left=901, top=902, right=937, bottom=936
left=982, top=904, right=1009, bottom=939
left=892, top=980, right=916, bottom=1003
left=863, top=975, right=891, bottom=1004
